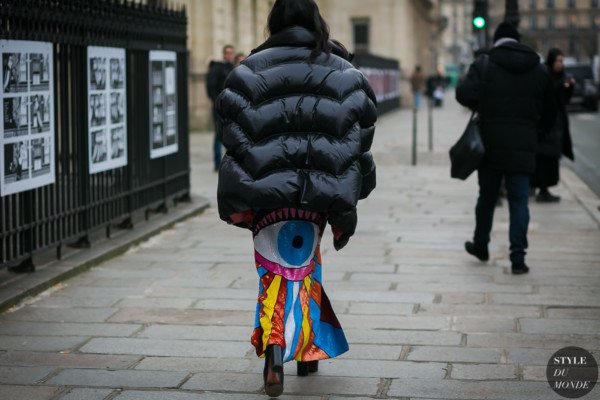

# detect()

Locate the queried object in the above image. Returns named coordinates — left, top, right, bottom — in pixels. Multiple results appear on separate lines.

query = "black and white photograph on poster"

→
left=110, top=127, right=125, bottom=159
left=3, top=96, right=28, bottom=138
left=89, top=57, right=106, bottom=91
left=110, top=57, right=124, bottom=89
left=1, top=40, right=55, bottom=196
left=30, top=94, right=50, bottom=134
left=149, top=50, right=178, bottom=159
left=30, top=137, right=51, bottom=178
left=2, top=53, right=28, bottom=93
left=110, top=92, right=124, bottom=124
left=89, top=93, right=106, bottom=127
left=87, top=46, right=127, bottom=174
left=91, top=129, right=108, bottom=164
left=29, top=53, right=50, bottom=91
left=3, top=141, right=29, bottom=184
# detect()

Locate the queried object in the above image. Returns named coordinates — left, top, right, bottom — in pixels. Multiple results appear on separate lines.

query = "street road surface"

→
left=567, top=109, right=600, bottom=196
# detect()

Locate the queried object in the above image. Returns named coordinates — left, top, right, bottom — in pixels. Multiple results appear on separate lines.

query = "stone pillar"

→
left=236, top=0, right=254, bottom=54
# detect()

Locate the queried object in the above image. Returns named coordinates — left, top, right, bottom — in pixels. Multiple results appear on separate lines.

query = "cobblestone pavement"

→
left=1, top=96, right=599, bottom=399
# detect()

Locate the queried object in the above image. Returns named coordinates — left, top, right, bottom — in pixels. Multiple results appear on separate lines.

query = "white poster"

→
left=149, top=50, right=178, bottom=159
left=87, top=46, right=127, bottom=174
left=0, top=40, right=55, bottom=196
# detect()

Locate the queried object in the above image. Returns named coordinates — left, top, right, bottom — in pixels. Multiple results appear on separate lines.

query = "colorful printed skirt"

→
left=250, top=208, right=349, bottom=363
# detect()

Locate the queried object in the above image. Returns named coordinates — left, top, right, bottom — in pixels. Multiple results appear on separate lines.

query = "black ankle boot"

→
left=297, top=360, right=319, bottom=377
left=511, top=262, right=530, bottom=275
left=465, top=241, right=489, bottom=261
left=264, top=345, right=284, bottom=397
left=536, top=190, right=560, bottom=203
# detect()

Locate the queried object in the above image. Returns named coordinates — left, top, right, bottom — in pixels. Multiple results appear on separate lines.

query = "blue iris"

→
left=277, top=221, right=315, bottom=266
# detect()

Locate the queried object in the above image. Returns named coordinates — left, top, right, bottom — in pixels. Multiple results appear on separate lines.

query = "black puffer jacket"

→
left=216, top=26, right=377, bottom=248
left=456, top=41, right=557, bottom=174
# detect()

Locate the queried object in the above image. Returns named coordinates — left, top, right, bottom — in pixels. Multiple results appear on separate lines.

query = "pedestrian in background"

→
left=532, top=47, right=575, bottom=203
left=426, top=64, right=448, bottom=107
left=234, top=52, right=246, bottom=67
left=206, top=44, right=235, bottom=171
left=215, top=0, right=377, bottom=396
left=410, top=65, right=425, bottom=110
left=456, top=22, right=557, bottom=275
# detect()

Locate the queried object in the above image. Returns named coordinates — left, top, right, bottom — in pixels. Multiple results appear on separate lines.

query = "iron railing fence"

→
left=0, top=0, right=190, bottom=271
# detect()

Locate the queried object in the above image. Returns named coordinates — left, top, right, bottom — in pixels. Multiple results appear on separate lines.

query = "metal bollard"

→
left=412, top=107, right=418, bottom=166
left=428, top=99, right=433, bottom=152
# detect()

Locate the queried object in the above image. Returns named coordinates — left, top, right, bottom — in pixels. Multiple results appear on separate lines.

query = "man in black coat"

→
left=456, top=22, right=557, bottom=274
left=206, top=44, right=235, bottom=171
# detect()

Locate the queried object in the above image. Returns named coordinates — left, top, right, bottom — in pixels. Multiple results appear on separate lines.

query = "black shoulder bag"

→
left=449, top=55, right=489, bottom=180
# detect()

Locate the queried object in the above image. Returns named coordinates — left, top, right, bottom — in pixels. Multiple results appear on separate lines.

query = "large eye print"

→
left=254, top=220, right=320, bottom=280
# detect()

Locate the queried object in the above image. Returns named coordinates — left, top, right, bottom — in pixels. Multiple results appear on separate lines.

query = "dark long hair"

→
left=267, top=0, right=331, bottom=61
left=545, top=47, right=564, bottom=75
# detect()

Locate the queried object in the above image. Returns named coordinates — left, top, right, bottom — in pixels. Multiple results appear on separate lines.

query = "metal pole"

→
left=412, top=107, right=418, bottom=166
left=427, top=98, right=433, bottom=154
left=428, top=102, right=433, bottom=152
left=505, top=0, right=520, bottom=27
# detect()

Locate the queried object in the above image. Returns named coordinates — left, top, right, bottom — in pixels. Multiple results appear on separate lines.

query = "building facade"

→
left=437, top=0, right=473, bottom=68
left=489, top=0, right=600, bottom=61
left=164, top=0, right=439, bottom=130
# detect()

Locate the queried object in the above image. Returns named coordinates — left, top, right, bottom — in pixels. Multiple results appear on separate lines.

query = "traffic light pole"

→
left=472, top=0, right=489, bottom=49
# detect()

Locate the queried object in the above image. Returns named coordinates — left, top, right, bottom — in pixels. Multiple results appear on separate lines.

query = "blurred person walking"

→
left=410, top=65, right=425, bottom=110
left=532, top=48, right=575, bottom=203
left=206, top=44, right=235, bottom=171
left=426, top=64, right=448, bottom=107
left=456, top=22, right=556, bottom=275
left=216, top=0, right=377, bottom=396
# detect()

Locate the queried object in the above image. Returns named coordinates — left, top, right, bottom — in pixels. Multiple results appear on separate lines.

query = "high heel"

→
left=297, top=360, right=319, bottom=376
left=264, top=345, right=284, bottom=397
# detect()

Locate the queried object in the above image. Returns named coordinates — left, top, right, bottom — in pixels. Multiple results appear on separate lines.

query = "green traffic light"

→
left=473, top=16, right=486, bottom=29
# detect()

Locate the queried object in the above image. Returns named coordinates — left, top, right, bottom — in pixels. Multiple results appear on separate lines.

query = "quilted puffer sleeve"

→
left=357, top=73, right=377, bottom=200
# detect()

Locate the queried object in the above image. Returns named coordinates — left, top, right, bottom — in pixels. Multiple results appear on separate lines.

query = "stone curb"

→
left=561, top=166, right=600, bottom=228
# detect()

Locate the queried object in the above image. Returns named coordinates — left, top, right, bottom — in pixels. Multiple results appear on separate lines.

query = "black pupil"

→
left=292, top=235, right=303, bottom=249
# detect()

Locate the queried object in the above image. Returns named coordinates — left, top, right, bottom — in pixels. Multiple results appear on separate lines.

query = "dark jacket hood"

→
left=250, top=26, right=352, bottom=61
left=489, top=42, right=541, bottom=74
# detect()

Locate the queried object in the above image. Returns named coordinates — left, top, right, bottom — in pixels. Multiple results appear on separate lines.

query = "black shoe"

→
left=297, top=360, right=319, bottom=377
left=264, top=345, right=284, bottom=397
left=536, top=191, right=560, bottom=203
left=511, top=262, right=530, bottom=275
left=465, top=241, right=489, bottom=262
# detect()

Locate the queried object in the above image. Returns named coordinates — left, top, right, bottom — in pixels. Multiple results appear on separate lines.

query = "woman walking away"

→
left=532, top=48, right=575, bottom=203
left=216, top=0, right=377, bottom=396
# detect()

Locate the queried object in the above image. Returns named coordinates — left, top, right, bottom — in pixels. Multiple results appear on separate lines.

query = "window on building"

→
left=529, top=0, right=536, bottom=9
left=546, top=0, right=555, bottom=8
left=530, top=15, right=537, bottom=30
left=352, top=18, right=370, bottom=53
left=547, top=15, right=555, bottom=28
left=568, top=0, right=576, bottom=8
left=592, top=0, right=599, bottom=8
left=569, top=14, right=578, bottom=28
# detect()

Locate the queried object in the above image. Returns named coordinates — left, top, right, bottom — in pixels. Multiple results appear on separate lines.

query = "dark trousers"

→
left=212, top=104, right=222, bottom=170
left=473, top=167, right=530, bottom=264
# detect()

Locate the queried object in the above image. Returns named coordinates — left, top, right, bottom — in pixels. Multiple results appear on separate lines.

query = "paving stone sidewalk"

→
left=1, top=95, right=599, bottom=400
